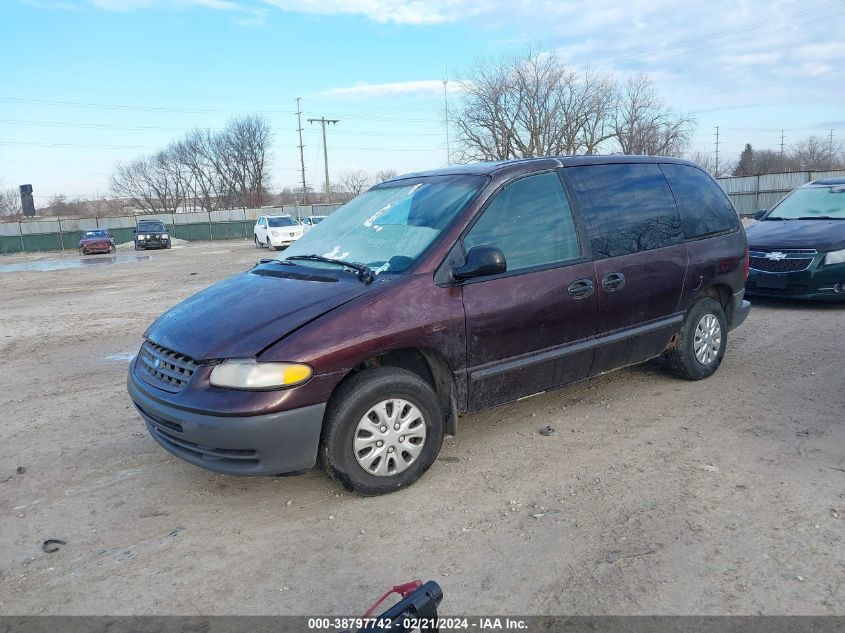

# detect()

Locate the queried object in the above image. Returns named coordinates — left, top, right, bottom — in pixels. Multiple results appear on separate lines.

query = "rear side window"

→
left=566, top=163, right=682, bottom=259
left=660, top=163, right=739, bottom=238
left=464, top=171, right=580, bottom=272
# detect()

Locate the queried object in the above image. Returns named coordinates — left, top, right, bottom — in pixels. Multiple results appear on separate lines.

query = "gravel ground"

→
left=0, top=240, right=843, bottom=616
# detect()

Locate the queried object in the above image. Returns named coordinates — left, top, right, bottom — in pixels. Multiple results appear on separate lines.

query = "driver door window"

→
left=464, top=171, right=580, bottom=272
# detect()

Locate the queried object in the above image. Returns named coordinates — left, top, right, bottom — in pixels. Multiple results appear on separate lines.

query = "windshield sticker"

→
left=371, top=262, right=391, bottom=275
left=363, top=203, right=392, bottom=228
left=323, top=245, right=351, bottom=259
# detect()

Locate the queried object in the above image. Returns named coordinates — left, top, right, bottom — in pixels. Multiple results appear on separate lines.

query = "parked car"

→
left=254, top=214, right=304, bottom=250
left=78, top=229, right=115, bottom=255
left=133, top=219, right=171, bottom=250
left=746, top=178, right=845, bottom=300
left=301, top=215, right=327, bottom=231
left=128, top=156, right=750, bottom=495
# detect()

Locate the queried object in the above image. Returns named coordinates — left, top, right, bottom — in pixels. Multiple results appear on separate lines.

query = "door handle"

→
left=601, top=272, right=625, bottom=292
left=567, top=278, right=595, bottom=299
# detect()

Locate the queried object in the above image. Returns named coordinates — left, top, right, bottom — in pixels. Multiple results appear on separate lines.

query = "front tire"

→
left=666, top=297, right=727, bottom=381
left=320, top=367, right=444, bottom=495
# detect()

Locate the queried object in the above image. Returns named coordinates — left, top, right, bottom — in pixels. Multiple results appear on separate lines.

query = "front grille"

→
left=746, top=282, right=809, bottom=296
left=137, top=342, right=199, bottom=393
left=749, top=256, right=813, bottom=273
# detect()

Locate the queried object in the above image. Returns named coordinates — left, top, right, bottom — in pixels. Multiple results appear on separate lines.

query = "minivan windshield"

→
left=279, top=175, right=486, bottom=274
left=768, top=186, right=845, bottom=220
left=268, top=216, right=298, bottom=227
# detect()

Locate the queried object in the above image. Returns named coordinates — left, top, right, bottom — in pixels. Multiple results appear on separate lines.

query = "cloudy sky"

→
left=1, top=0, right=844, bottom=200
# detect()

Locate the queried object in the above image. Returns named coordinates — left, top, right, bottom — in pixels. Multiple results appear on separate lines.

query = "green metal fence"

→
left=0, top=206, right=341, bottom=255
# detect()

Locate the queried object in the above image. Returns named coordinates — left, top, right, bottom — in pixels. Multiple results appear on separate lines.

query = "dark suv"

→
left=128, top=156, right=750, bottom=495
left=133, top=219, right=171, bottom=250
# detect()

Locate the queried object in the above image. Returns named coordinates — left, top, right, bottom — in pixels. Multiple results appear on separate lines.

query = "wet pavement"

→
left=0, top=254, right=152, bottom=273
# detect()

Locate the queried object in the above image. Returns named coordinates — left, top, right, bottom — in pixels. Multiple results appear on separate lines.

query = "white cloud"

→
left=262, top=0, right=490, bottom=25
left=314, top=80, right=446, bottom=99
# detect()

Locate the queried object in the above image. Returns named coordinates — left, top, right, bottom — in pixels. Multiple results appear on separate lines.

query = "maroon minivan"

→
left=128, top=156, right=750, bottom=494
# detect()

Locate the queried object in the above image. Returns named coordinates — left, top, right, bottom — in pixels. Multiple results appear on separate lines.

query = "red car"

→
left=79, top=229, right=116, bottom=255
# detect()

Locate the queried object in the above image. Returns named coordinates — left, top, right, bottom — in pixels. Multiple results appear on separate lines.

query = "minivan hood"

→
left=144, top=268, right=373, bottom=360
left=746, top=219, right=845, bottom=252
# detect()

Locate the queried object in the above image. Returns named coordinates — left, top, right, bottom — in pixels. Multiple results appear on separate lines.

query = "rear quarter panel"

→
left=680, top=228, right=748, bottom=311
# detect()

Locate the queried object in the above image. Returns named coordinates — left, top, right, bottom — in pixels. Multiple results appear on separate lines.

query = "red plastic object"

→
left=362, top=580, right=423, bottom=618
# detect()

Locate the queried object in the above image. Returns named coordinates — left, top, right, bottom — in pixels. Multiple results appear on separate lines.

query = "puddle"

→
left=0, top=254, right=152, bottom=273
left=104, top=352, right=136, bottom=363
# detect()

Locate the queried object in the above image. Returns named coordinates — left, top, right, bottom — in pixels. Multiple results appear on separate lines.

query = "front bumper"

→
left=128, top=369, right=326, bottom=476
left=746, top=257, right=845, bottom=301
left=268, top=233, right=302, bottom=247
left=136, top=237, right=170, bottom=249
left=80, top=243, right=112, bottom=253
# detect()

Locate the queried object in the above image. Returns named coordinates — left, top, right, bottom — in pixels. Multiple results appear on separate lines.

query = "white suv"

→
left=254, top=215, right=304, bottom=250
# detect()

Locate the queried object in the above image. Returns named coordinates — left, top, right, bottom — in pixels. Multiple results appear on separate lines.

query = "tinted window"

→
left=268, top=217, right=298, bottom=227
left=138, top=222, right=165, bottom=232
left=464, top=172, right=580, bottom=271
left=661, top=163, right=740, bottom=238
left=566, top=163, right=682, bottom=259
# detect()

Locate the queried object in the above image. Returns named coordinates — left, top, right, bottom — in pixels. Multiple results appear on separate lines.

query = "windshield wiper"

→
left=765, top=216, right=787, bottom=220
left=796, top=216, right=840, bottom=220
left=285, top=255, right=374, bottom=284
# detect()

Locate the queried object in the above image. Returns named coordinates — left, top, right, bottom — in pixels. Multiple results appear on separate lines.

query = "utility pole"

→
left=296, top=98, right=308, bottom=204
left=443, top=65, right=451, bottom=166
left=830, top=129, right=835, bottom=169
left=308, top=116, right=339, bottom=203
left=779, top=130, right=785, bottom=171
left=714, top=126, right=720, bottom=177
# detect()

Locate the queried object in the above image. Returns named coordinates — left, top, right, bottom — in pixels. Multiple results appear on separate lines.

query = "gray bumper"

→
left=729, top=289, right=751, bottom=332
left=128, top=371, right=326, bottom=476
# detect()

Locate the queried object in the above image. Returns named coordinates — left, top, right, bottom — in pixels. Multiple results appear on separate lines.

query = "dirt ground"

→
left=0, top=240, right=843, bottom=616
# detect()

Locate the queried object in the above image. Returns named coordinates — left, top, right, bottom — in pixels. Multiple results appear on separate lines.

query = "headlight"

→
left=144, top=234, right=150, bottom=239
left=161, top=233, right=168, bottom=239
left=823, top=248, right=845, bottom=266
left=209, top=359, right=312, bottom=390
left=271, top=230, right=280, bottom=237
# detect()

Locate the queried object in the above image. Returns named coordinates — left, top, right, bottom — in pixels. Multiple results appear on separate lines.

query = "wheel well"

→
left=699, top=284, right=732, bottom=318
left=342, top=348, right=459, bottom=436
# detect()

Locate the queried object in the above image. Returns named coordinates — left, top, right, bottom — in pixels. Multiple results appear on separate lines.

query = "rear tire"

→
left=254, top=235, right=261, bottom=248
left=666, top=297, right=727, bottom=381
left=320, top=367, right=444, bottom=495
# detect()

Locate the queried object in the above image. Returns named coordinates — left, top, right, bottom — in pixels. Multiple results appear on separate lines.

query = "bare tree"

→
left=614, top=74, right=695, bottom=157
left=0, top=186, right=22, bottom=220
left=373, top=169, right=399, bottom=183
left=111, top=115, right=273, bottom=213
left=338, top=169, right=371, bottom=195
left=685, top=151, right=721, bottom=177
left=453, top=49, right=689, bottom=162
left=790, top=135, right=843, bottom=171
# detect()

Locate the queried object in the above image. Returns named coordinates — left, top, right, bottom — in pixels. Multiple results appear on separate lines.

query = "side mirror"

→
left=452, top=245, right=507, bottom=281
left=752, top=209, right=767, bottom=220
